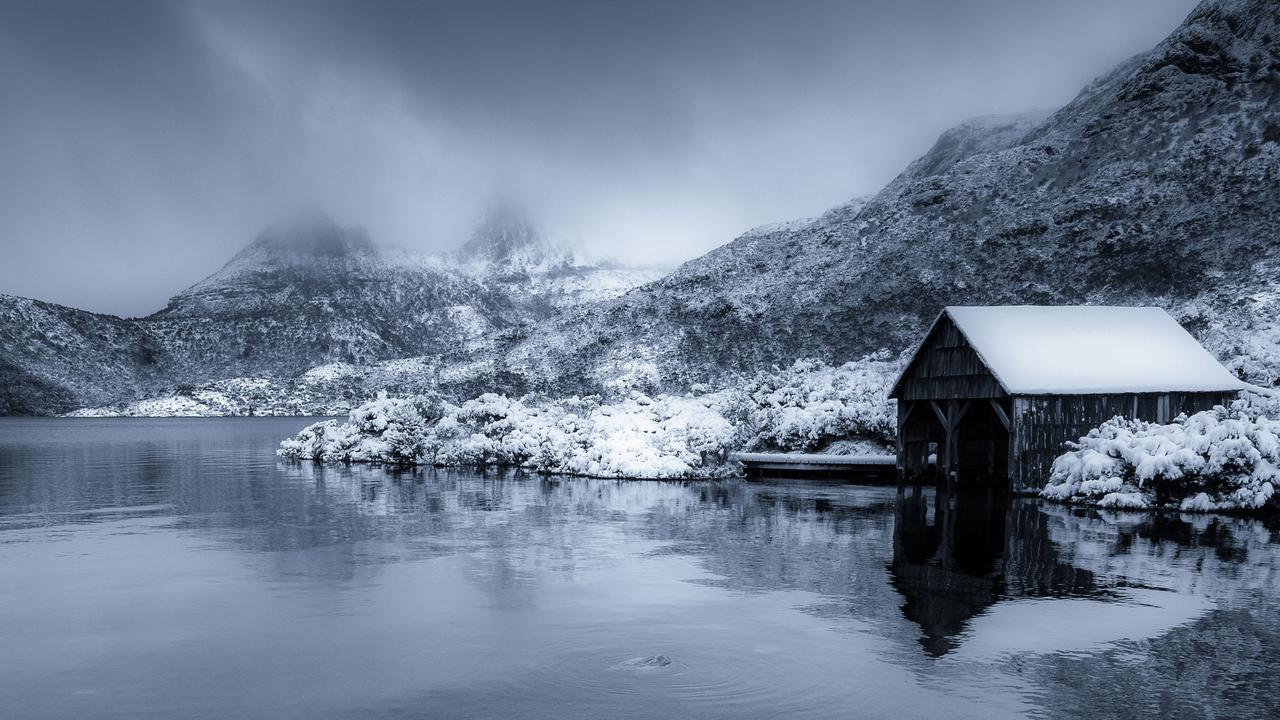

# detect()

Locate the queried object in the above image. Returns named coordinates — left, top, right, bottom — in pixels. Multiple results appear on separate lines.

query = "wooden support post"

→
left=896, top=400, right=917, bottom=478
left=944, top=401, right=955, bottom=474
left=1008, top=397, right=1020, bottom=489
left=989, top=399, right=1010, bottom=431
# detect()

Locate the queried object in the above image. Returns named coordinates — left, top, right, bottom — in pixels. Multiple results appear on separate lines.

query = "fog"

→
left=0, top=0, right=1196, bottom=316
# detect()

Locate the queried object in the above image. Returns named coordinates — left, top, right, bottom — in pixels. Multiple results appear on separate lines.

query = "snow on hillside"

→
left=65, top=357, right=452, bottom=417
left=1188, top=272, right=1280, bottom=388
left=3, top=208, right=662, bottom=415
left=0, top=293, right=159, bottom=415
left=492, top=0, right=1280, bottom=394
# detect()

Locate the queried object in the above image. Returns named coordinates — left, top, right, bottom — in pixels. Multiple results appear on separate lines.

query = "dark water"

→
left=1, top=418, right=1278, bottom=720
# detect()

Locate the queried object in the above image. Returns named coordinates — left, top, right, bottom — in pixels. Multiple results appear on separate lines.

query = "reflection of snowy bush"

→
left=741, top=358, right=896, bottom=451
left=1041, top=397, right=1280, bottom=512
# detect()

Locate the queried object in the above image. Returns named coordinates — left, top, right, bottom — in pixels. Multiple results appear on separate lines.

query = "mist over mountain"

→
left=2, top=0, right=1277, bottom=417
left=0, top=208, right=661, bottom=414
left=495, top=0, right=1280, bottom=392
left=1, top=0, right=1195, bottom=318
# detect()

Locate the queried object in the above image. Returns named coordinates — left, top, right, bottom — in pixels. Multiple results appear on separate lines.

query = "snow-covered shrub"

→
left=278, top=390, right=741, bottom=479
left=277, top=357, right=901, bottom=478
left=276, top=419, right=368, bottom=464
left=277, top=393, right=438, bottom=465
left=741, top=357, right=896, bottom=451
left=559, top=392, right=739, bottom=478
left=1208, top=316, right=1280, bottom=388
left=1041, top=398, right=1280, bottom=512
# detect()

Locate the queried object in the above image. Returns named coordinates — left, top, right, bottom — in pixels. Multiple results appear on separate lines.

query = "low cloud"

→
left=0, top=0, right=1195, bottom=315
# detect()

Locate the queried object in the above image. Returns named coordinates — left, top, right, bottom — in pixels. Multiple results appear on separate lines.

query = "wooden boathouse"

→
left=888, top=306, right=1244, bottom=489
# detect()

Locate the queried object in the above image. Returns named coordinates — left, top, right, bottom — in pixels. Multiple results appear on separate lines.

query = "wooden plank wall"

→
left=895, top=316, right=1006, bottom=401
left=1008, top=391, right=1238, bottom=490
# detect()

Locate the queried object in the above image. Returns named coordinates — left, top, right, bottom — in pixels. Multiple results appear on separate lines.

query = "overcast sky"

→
left=0, top=0, right=1196, bottom=316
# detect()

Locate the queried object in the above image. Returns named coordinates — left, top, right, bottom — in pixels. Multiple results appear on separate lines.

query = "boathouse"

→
left=888, top=306, right=1244, bottom=489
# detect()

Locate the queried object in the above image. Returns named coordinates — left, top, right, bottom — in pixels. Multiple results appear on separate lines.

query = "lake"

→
left=1, top=417, right=1277, bottom=719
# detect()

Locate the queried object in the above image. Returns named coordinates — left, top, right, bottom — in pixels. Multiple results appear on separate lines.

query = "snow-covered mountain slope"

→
left=497, top=0, right=1280, bottom=392
left=1, top=211, right=660, bottom=415
left=139, top=213, right=520, bottom=381
left=12, top=0, right=1279, bottom=416
left=0, top=294, right=161, bottom=414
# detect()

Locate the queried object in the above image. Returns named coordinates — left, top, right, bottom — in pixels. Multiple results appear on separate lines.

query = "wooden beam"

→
left=929, top=400, right=948, bottom=429
left=989, top=399, right=1010, bottom=431
left=897, top=400, right=916, bottom=433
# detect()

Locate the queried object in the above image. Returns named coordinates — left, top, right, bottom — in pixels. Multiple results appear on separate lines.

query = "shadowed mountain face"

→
left=154, top=213, right=386, bottom=319
left=498, top=0, right=1280, bottom=391
left=0, top=296, right=162, bottom=414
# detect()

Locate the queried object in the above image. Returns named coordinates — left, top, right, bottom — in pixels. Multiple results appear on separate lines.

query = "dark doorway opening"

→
left=899, top=399, right=1010, bottom=487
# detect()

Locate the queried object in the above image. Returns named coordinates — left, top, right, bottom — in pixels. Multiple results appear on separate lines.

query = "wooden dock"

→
left=734, top=452, right=898, bottom=484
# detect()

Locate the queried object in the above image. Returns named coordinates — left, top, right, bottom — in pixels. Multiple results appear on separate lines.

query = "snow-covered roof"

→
left=900, top=306, right=1244, bottom=395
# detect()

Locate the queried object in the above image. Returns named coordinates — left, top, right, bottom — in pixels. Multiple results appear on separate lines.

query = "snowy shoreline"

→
left=276, top=359, right=897, bottom=480
left=60, top=361, right=1280, bottom=515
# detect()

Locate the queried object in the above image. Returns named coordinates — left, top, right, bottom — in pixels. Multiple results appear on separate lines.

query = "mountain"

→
left=452, top=201, right=667, bottom=313
left=496, top=0, right=1280, bottom=391
left=8, top=0, right=1278, bottom=415
left=453, top=200, right=574, bottom=276
left=0, top=295, right=161, bottom=414
left=0, top=210, right=661, bottom=415
left=141, top=213, right=519, bottom=381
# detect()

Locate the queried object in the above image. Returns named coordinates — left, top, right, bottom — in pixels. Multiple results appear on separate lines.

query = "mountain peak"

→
left=455, top=200, right=573, bottom=273
left=241, top=211, right=375, bottom=260
left=151, top=212, right=384, bottom=320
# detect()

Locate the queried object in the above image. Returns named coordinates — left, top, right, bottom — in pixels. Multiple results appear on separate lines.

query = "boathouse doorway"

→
left=898, top=398, right=1009, bottom=484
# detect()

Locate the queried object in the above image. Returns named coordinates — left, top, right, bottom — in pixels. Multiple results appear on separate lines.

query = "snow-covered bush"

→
left=278, top=357, right=899, bottom=478
left=277, top=394, right=438, bottom=465
left=1041, top=398, right=1280, bottom=512
left=560, top=392, right=739, bottom=478
left=740, top=357, right=896, bottom=451
left=279, top=390, right=741, bottom=479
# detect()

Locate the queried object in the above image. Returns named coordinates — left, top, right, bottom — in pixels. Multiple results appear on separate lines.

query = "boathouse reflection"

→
left=889, top=484, right=1097, bottom=656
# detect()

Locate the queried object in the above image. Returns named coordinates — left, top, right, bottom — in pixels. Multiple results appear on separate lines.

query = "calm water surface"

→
left=1, top=417, right=1278, bottom=719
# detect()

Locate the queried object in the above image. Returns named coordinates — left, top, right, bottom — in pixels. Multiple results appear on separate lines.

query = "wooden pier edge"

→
left=733, top=452, right=899, bottom=484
